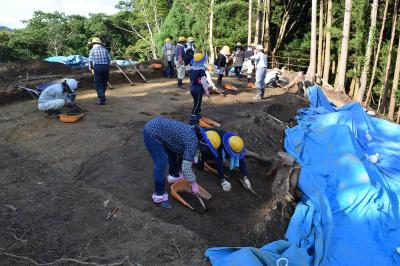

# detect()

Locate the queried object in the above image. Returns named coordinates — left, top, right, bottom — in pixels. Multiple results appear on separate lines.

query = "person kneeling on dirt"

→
left=250, top=45, right=268, bottom=100
left=189, top=53, right=212, bottom=125
left=38, top=79, right=78, bottom=116
left=195, top=127, right=251, bottom=192
left=143, top=117, right=201, bottom=209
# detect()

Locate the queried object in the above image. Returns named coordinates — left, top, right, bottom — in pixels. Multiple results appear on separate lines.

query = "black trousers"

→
left=190, top=92, right=203, bottom=124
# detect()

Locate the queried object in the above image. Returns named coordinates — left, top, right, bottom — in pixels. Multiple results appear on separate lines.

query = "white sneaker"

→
left=167, top=175, right=184, bottom=184
left=221, top=179, right=232, bottom=192
left=252, top=95, right=262, bottom=100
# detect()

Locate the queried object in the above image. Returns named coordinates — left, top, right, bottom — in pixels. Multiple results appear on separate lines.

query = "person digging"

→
left=194, top=127, right=252, bottom=192
left=38, top=79, right=79, bottom=117
left=143, top=117, right=203, bottom=209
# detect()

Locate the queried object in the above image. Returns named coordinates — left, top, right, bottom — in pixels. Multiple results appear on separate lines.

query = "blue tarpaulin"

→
left=45, top=55, right=89, bottom=67
left=205, top=86, right=400, bottom=265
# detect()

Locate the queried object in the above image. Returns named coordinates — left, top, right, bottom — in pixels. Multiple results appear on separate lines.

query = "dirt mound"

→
left=0, top=60, right=71, bottom=82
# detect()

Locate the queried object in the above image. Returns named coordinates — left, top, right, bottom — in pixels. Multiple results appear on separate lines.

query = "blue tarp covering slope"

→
left=205, top=86, right=400, bottom=265
left=45, top=55, right=89, bottom=66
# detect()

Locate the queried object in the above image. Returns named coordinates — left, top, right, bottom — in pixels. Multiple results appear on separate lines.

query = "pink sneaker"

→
left=167, top=174, right=184, bottom=184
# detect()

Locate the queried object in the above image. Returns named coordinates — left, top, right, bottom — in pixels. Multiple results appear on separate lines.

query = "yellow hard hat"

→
left=193, top=53, right=205, bottom=62
left=91, top=37, right=102, bottom=44
left=178, top=36, right=186, bottom=42
left=229, top=136, right=244, bottom=153
left=164, top=37, right=171, bottom=43
left=222, top=46, right=231, bottom=53
left=206, top=131, right=221, bottom=150
left=187, top=37, right=194, bottom=41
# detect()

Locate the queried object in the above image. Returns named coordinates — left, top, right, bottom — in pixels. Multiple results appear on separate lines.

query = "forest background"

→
left=0, top=0, right=399, bottom=120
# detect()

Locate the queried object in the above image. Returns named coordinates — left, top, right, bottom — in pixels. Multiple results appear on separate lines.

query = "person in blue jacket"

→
left=189, top=53, right=212, bottom=125
left=143, top=117, right=203, bottom=208
left=196, top=127, right=252, bottom=192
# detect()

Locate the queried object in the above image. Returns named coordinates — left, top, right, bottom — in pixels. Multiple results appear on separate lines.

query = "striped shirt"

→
left=89, top=44, right=111, bottom=66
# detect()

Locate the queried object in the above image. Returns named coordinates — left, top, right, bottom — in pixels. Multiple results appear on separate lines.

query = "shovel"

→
left=170, top=179, right=211, bottom=211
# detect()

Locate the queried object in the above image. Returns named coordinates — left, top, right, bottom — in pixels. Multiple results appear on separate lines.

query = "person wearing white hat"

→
left=250, top=45, right=268, bottom=100
left=38, top=79, right=78, bottom=116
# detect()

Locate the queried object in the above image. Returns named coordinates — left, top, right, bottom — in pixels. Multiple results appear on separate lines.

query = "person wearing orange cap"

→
left=195, top=128, right=251, bottom=192
left=214, top=46, right=231, bottom=87
left=189, top=53, right=212, bottom=125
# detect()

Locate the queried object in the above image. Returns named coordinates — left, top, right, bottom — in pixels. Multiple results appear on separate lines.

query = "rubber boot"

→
left=216, top=74, right=223, bottom=87
left=177, top=79, right=182, bottom=89
left=253, top=88, right=262, bottom=100
left=260, top=88, right=265, bottom=99
left=247, top=77, right=251, bottom=83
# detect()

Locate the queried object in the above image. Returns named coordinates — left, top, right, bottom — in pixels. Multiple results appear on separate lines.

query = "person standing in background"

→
left=88, top=37, right=111, bottom=105
left=231, top=42, right=245, bottom=81
left=162, top=37, right=175, bottom=78
left=174, top=36, right=186, bottom=89
left=250, top=45, right=268, bottom=100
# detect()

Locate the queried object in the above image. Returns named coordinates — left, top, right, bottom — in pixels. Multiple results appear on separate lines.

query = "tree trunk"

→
left=261, top=0, right=265, bottom=44
left=349, top=75, right=356, bottom=97
left=254, top=0, right=262, bottom=44
left=323, top=0, right=332, bottom=84
left=388, top=36, right=400, bottom=119
left=380, top=0, right=399, bottom=113
left=397, top=105, right=400, bottom=123
left=317, top=0, right=324, bottom=83
left=356, top=0, right=379, bottom=103
left=335, top=0, right=352, bottom=93
left=365, top=0, right=390, bottom=106
left=209, top=0, right=215, bottom=63
left=263, top=0, right=271, bottom=53
left=308, top=0, right=318, bottom=82
left=248, top=0, right=253, bottom=45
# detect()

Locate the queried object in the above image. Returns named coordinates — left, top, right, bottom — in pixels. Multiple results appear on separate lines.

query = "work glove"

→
left=221, top=179, right=232, bottom=192
left=191, top=182, right=199, bottom=194
left=241, top=177, right=252, bottom=190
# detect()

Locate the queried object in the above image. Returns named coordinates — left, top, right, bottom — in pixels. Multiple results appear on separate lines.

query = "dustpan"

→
left=224, top=83, right=238, bottom=91
left=199, top=117, right=221, bottom=128
left=170, top=179, right=211, bottom=210
left=247, top=82, right=256, bottom=89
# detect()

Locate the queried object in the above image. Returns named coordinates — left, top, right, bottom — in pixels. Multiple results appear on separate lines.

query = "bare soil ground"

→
left=0, top=67, right=307, bottom=265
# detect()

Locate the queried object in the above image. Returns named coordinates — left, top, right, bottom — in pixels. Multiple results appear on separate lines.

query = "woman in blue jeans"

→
left=143, top=117, right=202, bottom=208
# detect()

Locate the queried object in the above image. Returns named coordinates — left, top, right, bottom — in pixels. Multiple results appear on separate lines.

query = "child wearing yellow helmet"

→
left=189, top=53, right=212, bottom=125
left=195, top=127, right=251, bottom=192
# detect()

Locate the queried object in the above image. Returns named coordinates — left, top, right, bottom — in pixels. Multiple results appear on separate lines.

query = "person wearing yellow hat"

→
left=162, top=37, right=175, bottom=78
left=88, top=37, right=111, bottom=105
left=213, top=46, right=231, bottom=87
left=195, top=127, right=251, bottom=192
left=174, top=36, right=187, bottom=88
left=189, top=53, right=212, bottom=125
